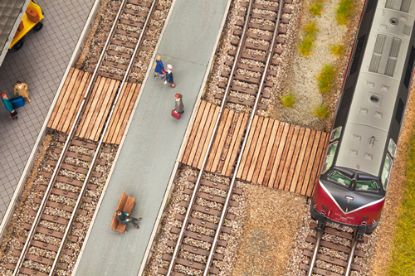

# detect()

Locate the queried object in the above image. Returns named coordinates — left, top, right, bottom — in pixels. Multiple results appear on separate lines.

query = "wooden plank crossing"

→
left=47, top=68, right=141, bottom=144
left=180, top=100, right=329, bottom=197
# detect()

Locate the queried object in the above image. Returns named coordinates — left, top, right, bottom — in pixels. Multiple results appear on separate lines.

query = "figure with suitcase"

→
left=171, top=93, right=184, bottom=120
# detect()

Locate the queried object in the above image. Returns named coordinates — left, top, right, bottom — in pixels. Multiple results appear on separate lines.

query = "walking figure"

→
left=13, top=81, right=30, bottom=103
left=154, top=55, right=165, bottom=79
left=164, top=64, right=176, bottom=88
left=171, top=93, right=184, bottom=120
left=1, top=92, right=18, bottom=119
left=116, top=210, right=141, bottom=230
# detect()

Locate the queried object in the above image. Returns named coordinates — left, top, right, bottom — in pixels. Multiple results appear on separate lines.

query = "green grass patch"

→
left=309, top=0, right=325, bottom=16
left=336, top=0, right=355, bottom=25
left=298, top=22, right=318, bottom=56
left=317, top=64, right=336, bottom=94
left=280, top=93, right=296, bottom=108
left=313, top=104, right=329, bottom=119
left=387, top=133, right=415, bottom=275
left=330, top=44, right=345, bottom=56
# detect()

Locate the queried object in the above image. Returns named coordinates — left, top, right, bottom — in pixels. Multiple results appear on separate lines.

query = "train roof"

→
left=335, top=0, right=415, bottom=176
left=0, top=0, right=29, bottom=67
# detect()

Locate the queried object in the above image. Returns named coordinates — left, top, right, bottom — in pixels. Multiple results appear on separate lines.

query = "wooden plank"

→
left=285, top=127, right=306, bottom=191
left=212, top=109, right=234, bottom=172
left=281, top=126, right=302, bottom=191
left=257, top=121, right=279, bottom=185
left=49, top=68, right=74, bottom=129
left=236, top=115, right=258, bottom=178
left=217, top=113, right=239, bottom=173
left=301, top=131, right=322, bottom=196
left=89, top=78, right=117, bottom=140
left=268, top=123, right=290, bottom=188
left=298, top=129, right=317, bottom=195
left=57, top=71, right=84, bottom=132
left=276, top=125, right=296, bottom=189
left=189, top=103, right=212, bottom=168
left=222, top=111, right=243, bottom=176
left=292, top=128, right=311, bottom=193
left=206, top=108, right=229, bottom=171
left=182, top=101, right=207, bottom=164
left=264, top=122, right=285, bottom=187
left=252, top=119, right=274, bottom=184
left=198, top=105, right=220, bottom=169
left=226, top=113, right=249, bottom=176
left=307, top=132, right=329, bottom=197
left=241, top=116, right=263, bottom=179
left=115, top=83, right=140, bottom=144
left=52, top=69, right=79, bottom=130
left=193, top=104, right=216, bottom=169
left=63, top=71, right=90, bottom=133
left=247, top=117, right=269, bottom=182
left=104, top=82, right=129, bottom=143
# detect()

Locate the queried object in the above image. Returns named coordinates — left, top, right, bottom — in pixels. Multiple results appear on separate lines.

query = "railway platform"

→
left=0, top=0, right=96, bottom=220
left=74, top=0, right=230, bottom=275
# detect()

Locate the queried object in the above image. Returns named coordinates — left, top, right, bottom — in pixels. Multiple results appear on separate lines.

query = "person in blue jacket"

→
left=1, top=92, right=17, bottom=119
left=154, top=55, right=165, bottom=79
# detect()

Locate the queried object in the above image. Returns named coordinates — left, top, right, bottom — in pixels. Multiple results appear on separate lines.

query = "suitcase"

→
left=10, top=96, right=25, bottom=109
left=171, top=109, right=181, bottom=120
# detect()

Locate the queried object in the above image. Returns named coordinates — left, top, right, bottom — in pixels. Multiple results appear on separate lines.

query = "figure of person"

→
left=13, top=81, right=30, bottom=103
left=154, top=55, right=165, bottom=79
left=174, top=93, right=184, bottom=114
left=0, top=92, right=18, bottom=119
left=116, top=210, right=140, bottom=229
left=164, top=64, right=175, bottom=88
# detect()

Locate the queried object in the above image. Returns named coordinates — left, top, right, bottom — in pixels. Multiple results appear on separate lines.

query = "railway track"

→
left=215, top=0, right=293, bottom=110
left=5, top=0, right=158, bottom=275
left=158, top=0, right=288, bottom=274
left=301, top=222, right=365, bottom=276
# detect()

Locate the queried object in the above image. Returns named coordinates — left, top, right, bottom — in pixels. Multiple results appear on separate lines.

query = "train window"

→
left=350, top=35, right=366, bottom=74
left=355, top=179, right=381, bottom=192
left=322, top=142, right=338, bottom=173
left=388, top=139, right=397, bottom=157
left=381, top=154, right=393, bottom=189
left=404, top=47, right=415, bottom=87
left=328, top=170, right=352, bottom=187
left=395, top=98, right=404, bottom=124
left=330, top=127, right=342, bottom=142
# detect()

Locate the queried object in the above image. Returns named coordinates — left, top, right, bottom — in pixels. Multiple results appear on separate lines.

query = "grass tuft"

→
left=309, top=1, right=325, bottom=16
left=313, top=104, right=329, bottom=119
left=280, top=93, right=296, bottom=108
left=336, top=0, right=355, bottom=25
left=387, top=133, right=415, bottom=275
left=330, top=44, right=345, bottom=56
left=298, top=22, right=318, bottom=56
left=317, top=64, right=336, bottom=94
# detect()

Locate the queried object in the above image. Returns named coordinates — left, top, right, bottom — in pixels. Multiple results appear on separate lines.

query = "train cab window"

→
left=330, top=127, right=342, bottom=142
left=355, top=179, right=381, bottom=192
left=388, top=139, right=397, bottom=157
left=381, top=154, right=393, bottom=189
left=328, top=170, right=352, bottom=187
left=322, top=142, right=338, bottom=173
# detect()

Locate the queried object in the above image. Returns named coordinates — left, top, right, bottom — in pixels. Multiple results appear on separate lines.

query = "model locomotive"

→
left=311, top=0, right=415, bottom=234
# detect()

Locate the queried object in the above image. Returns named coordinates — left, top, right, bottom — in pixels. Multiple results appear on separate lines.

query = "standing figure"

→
left=164, top=64, right=176, bottom=88
left=171, top=93, right=184, bottom=120
left=13, top=81, right=30, bottom=103
left=154, top=55, right=165, bottom=79
left=116, top=210, right=141, bottom=230
left=0, top=92, right=18, bottom=119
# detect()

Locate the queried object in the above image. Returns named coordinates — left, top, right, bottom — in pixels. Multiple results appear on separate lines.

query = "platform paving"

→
left=74, top=0, right=230, bottom=275
left=0, top=0, right=95, bottom=220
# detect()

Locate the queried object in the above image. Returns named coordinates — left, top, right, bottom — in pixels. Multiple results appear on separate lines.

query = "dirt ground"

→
left=230, top=184, right=307, bottom=276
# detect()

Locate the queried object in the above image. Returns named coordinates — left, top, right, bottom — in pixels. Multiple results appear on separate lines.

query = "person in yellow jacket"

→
left=13, top=81, right=30, bottom=103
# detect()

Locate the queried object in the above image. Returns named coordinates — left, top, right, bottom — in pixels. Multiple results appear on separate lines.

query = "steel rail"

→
left=307, top=228, right=323, bottom=276
left=48, top=1, right=158, bottom=274
left=13, top=0, right=132, bottom=274
left=344, top=232, right=359, bottom=276
left=203, top=0, right=284, bottom=274
left=165, top=0, right=254, bottom=274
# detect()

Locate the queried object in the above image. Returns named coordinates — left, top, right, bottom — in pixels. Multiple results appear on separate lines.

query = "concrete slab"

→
left=74, top=0, right=229, bottom=275
left=0, top=0, right=96, bottom=220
